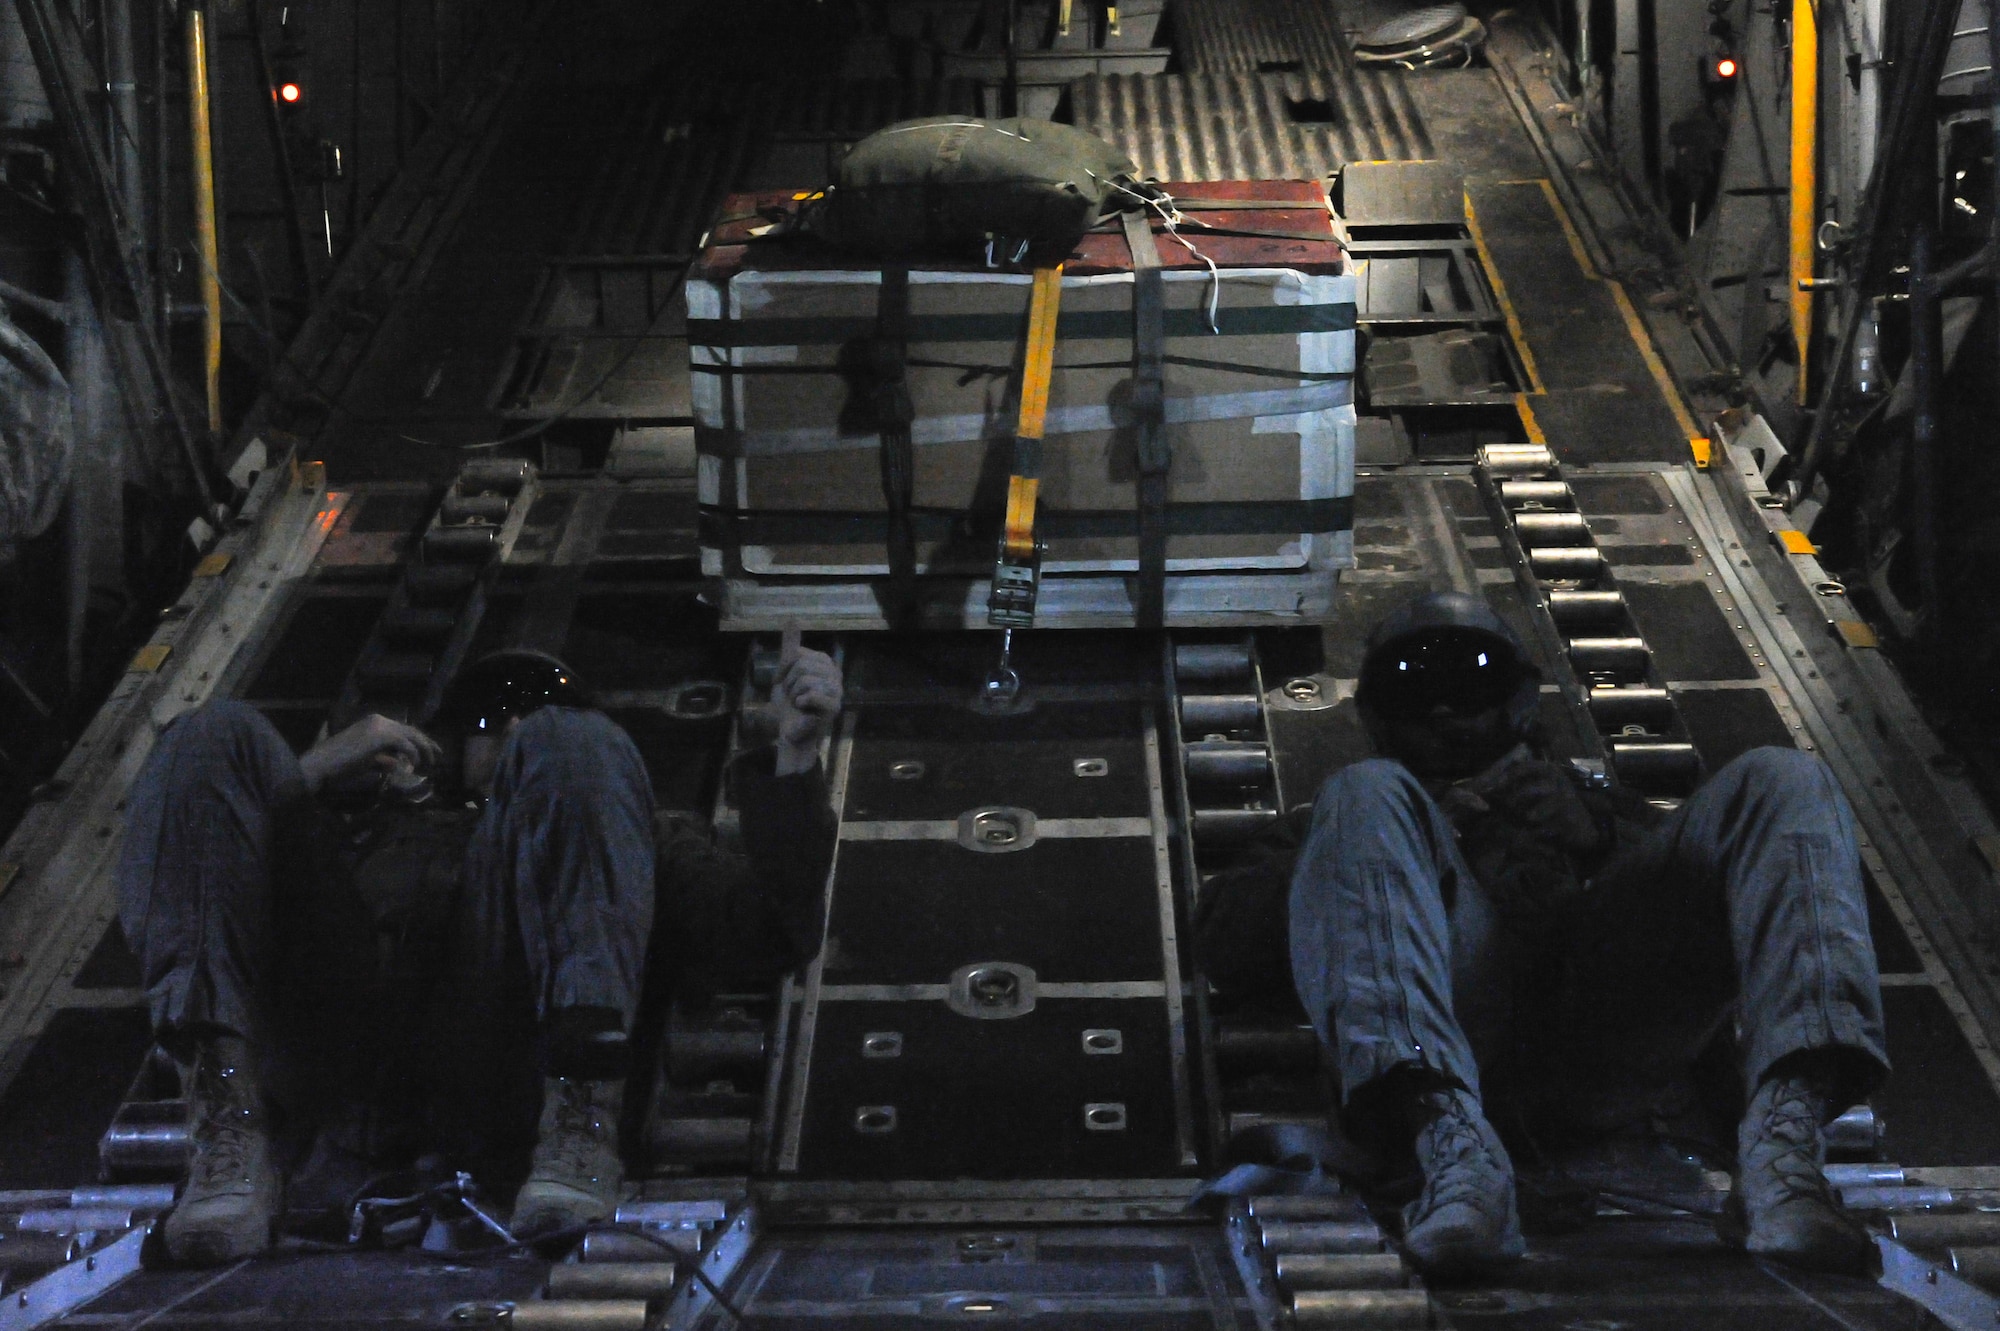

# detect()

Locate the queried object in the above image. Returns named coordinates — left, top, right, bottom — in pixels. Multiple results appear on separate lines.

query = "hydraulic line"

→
left=1909, top=223, right=1941, bottom=650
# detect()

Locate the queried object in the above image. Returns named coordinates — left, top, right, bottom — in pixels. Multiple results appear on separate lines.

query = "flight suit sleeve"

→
left=653, top=747, right=837, bottom=997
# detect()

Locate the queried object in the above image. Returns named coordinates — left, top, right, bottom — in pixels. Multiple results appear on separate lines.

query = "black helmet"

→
left=1355, top=591, right=1540, bottom=737
left=437, top=649, right=590, bottom=733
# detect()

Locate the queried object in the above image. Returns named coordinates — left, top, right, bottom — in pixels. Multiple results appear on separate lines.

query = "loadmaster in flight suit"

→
left=1199, top=591, right=1887, bottom=1279
left=118, top=638, right=842, bottom=1265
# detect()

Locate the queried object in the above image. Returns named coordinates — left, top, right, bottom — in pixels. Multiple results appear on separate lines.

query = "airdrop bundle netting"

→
left=808, top=116, right=1144, bottom=260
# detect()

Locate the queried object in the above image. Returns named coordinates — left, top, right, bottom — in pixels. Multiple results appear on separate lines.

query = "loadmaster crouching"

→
left=1199, top=591, right=1887, bottom=1279
left=118, top=641, right=842, bottom=1264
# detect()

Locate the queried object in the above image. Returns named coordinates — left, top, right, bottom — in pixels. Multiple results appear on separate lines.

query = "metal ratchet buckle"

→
left=987, top=545, right=1041, bottom=631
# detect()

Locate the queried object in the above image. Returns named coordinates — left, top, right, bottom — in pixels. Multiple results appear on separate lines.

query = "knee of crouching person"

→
left=1713, top=745, right=1829, bottom=797
left=1312, top=757, right=1422, bottom=820
left=161, top=698, right=284, bottom=757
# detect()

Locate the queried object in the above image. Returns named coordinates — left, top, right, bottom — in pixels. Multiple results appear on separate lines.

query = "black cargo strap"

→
left=700, top=495, right=1354, bottom=547
left=1184, top=1121, right=1378, bottom=1209
left=1123, top=208, right=1170, bottom=628
left=872, top=267, right=918, bottom=627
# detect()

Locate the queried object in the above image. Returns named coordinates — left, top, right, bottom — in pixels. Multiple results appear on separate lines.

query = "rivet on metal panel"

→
left=890, top=760, right=926, bottom=781
left=130, top=644, right=172, bottom=673
left=1083, top=1103, right=1127, bottom=1131
left=862, top=1031, right=904, bottom=1059
left=1081, top=1029, right=1124, bottom=1055
left=854, top=1105, right=897, bottom=1135
left=1072, top=757, right=1109, bottom=778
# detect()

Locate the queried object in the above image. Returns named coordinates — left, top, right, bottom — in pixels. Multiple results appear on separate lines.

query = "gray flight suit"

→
left=1287, top=746, right=1889, bottom=1139
left=117, top=699, right=655, bottom=1149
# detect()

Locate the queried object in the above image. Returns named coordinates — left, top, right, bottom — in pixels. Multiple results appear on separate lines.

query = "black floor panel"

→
left=1621, top=582, right=1758, bottom=681
left=1675, top=687, right=1796, bottom=771
left=1875, top=985, right=2000, bottom=1165
left=732, top=1227, right=1250, bottom=1328
left=1571, top=475, right=1669, bottom=515
left=798, top=1000, right=1183, bottom=1178
left=1862, top=876, right=1925, bottom=974
left=73, top=1248, right=547, bottom=1324
left=243, top=593, right=392, bottom=701
left=0, top=1006, right=150, bottom=1189
left=827, top=839, right=1165, bottom=984
left=1464, top=1217, right=1932, bottom=1330
left=1603, top=544, right=1698, bottom=566
left=847, top=703, right=1151, bottom=822
left=560, top=590, right=732, bottom=689
left=73, top=920, right=143, bottom=989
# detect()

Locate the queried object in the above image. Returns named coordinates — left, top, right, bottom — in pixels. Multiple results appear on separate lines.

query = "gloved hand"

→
left=772, top=627, right=843, bottom=776
left=1446, top=755, right=1608, bottom=927
left=1468, top=759, right=1606, bottom=859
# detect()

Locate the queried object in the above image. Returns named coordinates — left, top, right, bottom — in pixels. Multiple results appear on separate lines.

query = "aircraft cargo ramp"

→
left=0, top=0, right=1997, bottom=1327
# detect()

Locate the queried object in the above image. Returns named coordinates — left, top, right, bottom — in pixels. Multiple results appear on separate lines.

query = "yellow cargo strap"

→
left=990, top=264, right=1064, bottom=628
left=1004, top=265, right=1063, bottom=558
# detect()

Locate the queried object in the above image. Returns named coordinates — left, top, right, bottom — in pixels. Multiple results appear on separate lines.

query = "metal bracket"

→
left=1877, top=1235, right=2000, bottom=1331
left=0, top=1224, right=150, bottom=1331
left=956, top=807, right=1039, bottom=853
left=662, top=1203, right=759, bottom=1331
left=947, top=961, right=1038, bottom=1020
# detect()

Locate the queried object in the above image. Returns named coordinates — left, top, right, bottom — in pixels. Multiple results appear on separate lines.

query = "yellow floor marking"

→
left=1462, top=194, right=1545, bottom=395
left=1480, top=178, right=1704, bottom=443
left=1498, top=176, right=1603, bottom=278
left=1514, top=392, right=1547, bottom=445
left=1835, top=619, right=1880, bottom=649
left=1605, top=279, right=1704, bottom=441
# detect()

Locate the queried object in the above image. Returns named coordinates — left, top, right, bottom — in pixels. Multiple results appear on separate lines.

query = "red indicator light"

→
left=1715, top=56, right=1738, bottom=78
left=278, top=82, right=302, bottom=103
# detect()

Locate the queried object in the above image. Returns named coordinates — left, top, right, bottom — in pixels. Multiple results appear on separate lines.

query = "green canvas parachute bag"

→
left=809, top=116, right=1143, bottom=260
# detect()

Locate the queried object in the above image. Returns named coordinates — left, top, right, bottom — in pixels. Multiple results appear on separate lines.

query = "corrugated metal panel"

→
left=1071, top=69, right=1431, bottom=179
left=1167, top=0, right=1398, bottom=75
left=1167, top=0, right=1306, bottom=71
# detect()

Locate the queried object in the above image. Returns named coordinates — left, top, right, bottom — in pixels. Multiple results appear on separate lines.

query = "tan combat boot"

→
left=510, top=1077, right=624, bottom=1237
left=163, top=1036, right=280, bottom=1264
left=1722, top=1073, right=1877, bottom=1274
left=1400, top=1085, right=1527, bottom=1278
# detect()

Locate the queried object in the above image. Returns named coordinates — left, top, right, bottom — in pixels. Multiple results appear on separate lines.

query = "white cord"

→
left=1103, top=177, right=1223, bottom=333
